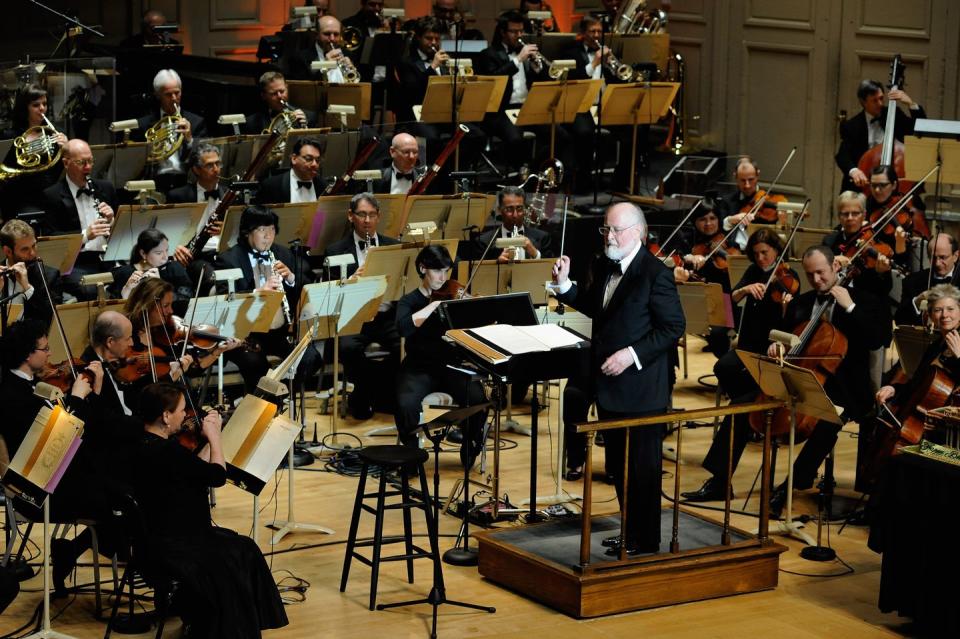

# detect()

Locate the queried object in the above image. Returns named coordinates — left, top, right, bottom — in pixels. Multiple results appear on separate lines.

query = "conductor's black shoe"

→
left=769, top=483, right=788, bottom=519
left=348, top=403, right=374, bottom=421
left=446, top=427, right=464, bottom=444
left=601, top=534, right=621, bottom=548
left=681, top=477, right=733, bottom=502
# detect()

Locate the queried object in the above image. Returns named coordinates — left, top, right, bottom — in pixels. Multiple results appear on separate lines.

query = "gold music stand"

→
left=286, top=80, right=372, bottom=129
left=515, top=78, right=602, bottom=160
left=457, top=259, right=556, bottom=305
left=420, top=75, right=505, bottom=125
left=36, top=234, right=82, bottom=276
left=601, top=81, right=679, bottom=194
left=397, top=193, right=494, bottom=240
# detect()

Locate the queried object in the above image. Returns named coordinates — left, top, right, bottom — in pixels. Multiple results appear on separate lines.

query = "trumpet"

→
left=322, top=41, right=359, bottom=83
left=145, top=103, right=184, bottom=163
left=341, top=25, right=363, bottom=52
left=517, top=38, right=568, bottom=80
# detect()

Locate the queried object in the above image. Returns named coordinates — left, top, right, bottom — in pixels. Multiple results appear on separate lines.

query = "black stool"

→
left=340, top=445, right=438, bottom=611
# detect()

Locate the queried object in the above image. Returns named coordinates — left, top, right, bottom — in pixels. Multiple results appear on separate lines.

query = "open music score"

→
left=36, top=233, right=83, bottom=276
left=221, top=394, right=301, bottom=495
left=398, top=193, right=493, bottom=240
left=106, top=202, right=206, bottom=262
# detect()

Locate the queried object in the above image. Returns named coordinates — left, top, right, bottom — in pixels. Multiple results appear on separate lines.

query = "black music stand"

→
left=380, top=403, right=495, bottom=637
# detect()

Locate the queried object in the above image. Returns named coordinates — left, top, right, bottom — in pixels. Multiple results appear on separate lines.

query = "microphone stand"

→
left=26, top=0, right=105, bottom=58
left=581, top=11, right=613, bottom=216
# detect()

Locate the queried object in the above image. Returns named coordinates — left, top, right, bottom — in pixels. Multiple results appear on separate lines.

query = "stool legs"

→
left=399, top=468, right=415, bottom=584
left=340, top=463, right=368, bottom=593
left=369, top=473, right=388, bottom=610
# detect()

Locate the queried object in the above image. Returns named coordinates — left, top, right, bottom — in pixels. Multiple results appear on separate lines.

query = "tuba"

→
left=0, top=114, right=62, bottom=182
left=145, top=103, right=184, bottom=163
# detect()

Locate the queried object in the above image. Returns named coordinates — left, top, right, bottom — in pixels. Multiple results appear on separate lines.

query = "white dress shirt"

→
left=68, top=179, right=107, bottom=252
left=389, top=164, right=414, bottom=195
left=315, top=43, right=346, bottom=83
left=505, top=44, right=530, bottom=105
left=194, top=184, right=221, bottom=252
left=289, top=171, right=317, bottom=203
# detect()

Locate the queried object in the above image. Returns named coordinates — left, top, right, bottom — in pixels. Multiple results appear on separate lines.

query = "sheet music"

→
left=469, top=323, right=583, bottom=355
left=241, top=415, right=301, bottom=483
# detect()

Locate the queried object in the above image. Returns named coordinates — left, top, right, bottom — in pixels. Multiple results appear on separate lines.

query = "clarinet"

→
left=269, top=249, right=293, bottom=326
left=86, top=177, right=110, bottom=240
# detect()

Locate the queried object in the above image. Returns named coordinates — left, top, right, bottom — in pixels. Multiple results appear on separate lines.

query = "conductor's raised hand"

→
left=551, top=255, right=570, bottom=285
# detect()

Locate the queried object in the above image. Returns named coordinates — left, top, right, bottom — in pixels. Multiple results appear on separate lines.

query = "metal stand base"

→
left=799, top=545, right=836, bottom=562
left=105, top=612, right=153, bottom=635
left=267, top=446, right=334, bottom=544
left=442, top=547, right=478, bottom=566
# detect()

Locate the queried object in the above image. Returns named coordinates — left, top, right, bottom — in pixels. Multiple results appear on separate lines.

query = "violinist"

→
left=109, top=228, right=193, bottom=311
left=80, top=310, right=137, bottom=417
left=896, top=233, right=960, bottom=326
left=716, top=157, right=776, bottom=251
left=0, top=220, right=63, bottom=327
left=0, top=83, right=67, bottom=217
left=473, top=186, right=552, bottom=262
left=215, top=205, right=322, bottom=393
left=766, top=246, right=888, bottom=518
left=394, top=245, right=488, bottom=464
left=835, top=79, right=924, bottom=192
left=676, top=202, right=734, bottom=357
left=822, top=190, right=894, bottom=299
left=683, top=229, right=799, bottom=502
left=866, top=164, right=929, bottom=269
left=131, top=383, right=288, bottom=638
left=323, top=193, right=401, bottom=420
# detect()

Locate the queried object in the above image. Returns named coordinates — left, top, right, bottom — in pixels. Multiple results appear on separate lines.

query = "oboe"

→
left=269, top=249, right=293, bottom=326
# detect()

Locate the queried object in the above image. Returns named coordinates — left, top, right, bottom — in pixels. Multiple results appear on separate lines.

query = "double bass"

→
left=856, top=55, right=915, bottom=196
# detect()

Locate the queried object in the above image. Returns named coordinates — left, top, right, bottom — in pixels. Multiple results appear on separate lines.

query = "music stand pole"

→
left=24, top=498, right=78, bottom=639
left=799, top=446, right=837, bottom=561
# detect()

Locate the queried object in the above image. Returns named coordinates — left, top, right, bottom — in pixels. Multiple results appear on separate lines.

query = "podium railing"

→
left=575, top=400, right=784, bottom=570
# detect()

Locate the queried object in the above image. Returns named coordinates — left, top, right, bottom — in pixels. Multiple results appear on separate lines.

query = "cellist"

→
left=766, top=246, right=888, bottom=518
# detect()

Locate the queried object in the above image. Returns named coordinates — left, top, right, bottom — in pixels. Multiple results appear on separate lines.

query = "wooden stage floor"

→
left=1, top=336, right=917, bottom=638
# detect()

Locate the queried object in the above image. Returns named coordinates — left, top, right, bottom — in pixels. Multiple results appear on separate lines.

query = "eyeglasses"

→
left=296, top=155, right=321, bottom=164
left=500, top=205, right=525, bottom=213
left=838, top=211, right=863, bottom=218
left=598, top=223, right=639, bottom=237
left=33, top=345, right=50, bottom=353
left=68, top=159, right=94, bottom=167
left=351, top=211, right=380, bottom=220
left=870, top=182, right=892, bottom=189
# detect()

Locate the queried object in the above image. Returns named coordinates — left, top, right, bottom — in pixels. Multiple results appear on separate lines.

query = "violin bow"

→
left=702, top=146, right=797, bottom=264
left=35, top=260, right=82, bottom=387
left=653, top=198, right=702, bottom=259
left=760, top=199, right=810, bottom=292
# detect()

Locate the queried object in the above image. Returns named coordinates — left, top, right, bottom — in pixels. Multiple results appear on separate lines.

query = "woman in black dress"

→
left=132, top=382, right=288, bottom=638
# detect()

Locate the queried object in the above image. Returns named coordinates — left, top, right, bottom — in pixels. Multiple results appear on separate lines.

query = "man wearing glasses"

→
left=373, top=133, right=427, bottom=195
left=835, top=78, right=924, bottom=193
left=255, top=137, right=327, bottom=204
left=42, top=138, right=118, bottom=300
left=822, top=190, right=893, bottom=299
left=552, top=202, right=684, bottom=557
left=168, top=143, right=228, bottom=264
left=323, top=192, right=401, bottom=419
left=474, top=185, right=552, bottom=262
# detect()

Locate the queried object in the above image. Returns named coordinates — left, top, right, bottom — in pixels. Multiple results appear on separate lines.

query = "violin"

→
left=430, top=279, right=468, bottom=302
left=151, top=316, right=259, bottom=352
left=837, top=224, right=896, bottom=273
left=740, top=189, right=787, bottom=224
left=868, top=193, right=930, bottom=241
left=690, top=232, right=741, bottom=271
left=767, top=263, right=799, bottom=305
left=39, top=358, right=96, bottom=393
left=107, top=345, right=186, bottom=385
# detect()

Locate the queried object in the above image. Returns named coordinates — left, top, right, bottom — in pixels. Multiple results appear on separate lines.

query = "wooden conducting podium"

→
left=515, top=78, right=602, bottom=159
left=601, top=81, right=679, bottom=195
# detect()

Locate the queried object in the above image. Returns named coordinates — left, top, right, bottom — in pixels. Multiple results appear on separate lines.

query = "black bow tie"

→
left=203, top=189, right=219, bottom=200
left=605, top=258, right=622, bottom=276
left=395, top=171, right=414, bottom=181
left=933, top=276, right=951, bottom=284
left=357, top=237, right=376, bottom=251
left=76, top=187, right=94, bottom=197
left=297, top=180, right=313, bottom=190
left=870, top=115, right=884, bottom=127
left=251, top=250, right=270, bottom=262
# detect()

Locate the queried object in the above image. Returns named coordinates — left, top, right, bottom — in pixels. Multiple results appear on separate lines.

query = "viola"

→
left=107, top=345, right=186, bottom=385
left=151, top=316, right=259, bottom=352
left=837, top=226, right=896, bottom=274
left=767, top=263, right=799, bottom=305
left=690, top=233, right=741, bottom=271
left=39, top=358, right=96, bottom=393
left=868, top=193, right=930, bottom=241
left=740, top=189, right=787, bottom=224
left=430, top=279, right=468, bottom=302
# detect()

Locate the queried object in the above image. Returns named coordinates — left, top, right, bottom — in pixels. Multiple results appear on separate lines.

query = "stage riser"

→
left=477, top=539, right=785, bottom=618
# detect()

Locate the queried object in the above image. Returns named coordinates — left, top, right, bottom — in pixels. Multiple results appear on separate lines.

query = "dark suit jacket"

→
left=132, top=109, right=207, bottom=145
left=12, top=261, right=63, bottom=327
left=323, top=233, right=401, bottom=278
left=474, top=223, right=553, bottom=260
left=254, top=170, right=325, bottom=205
left=213, top=242, right=313, bottom=312
left=475, top=44, right=550, bottom=109
left=395, top=51, right=451, bottom=122
left=834, top=105, right=925, bottom=193
left=895, top=268, right=960, bottom=326
left=560, top=40, right=621, bottom=83
left=242, top=108, right=318, bottom=135
left=166, top=181, right=227, bottom=204
left=41, top=177, right=119, bottom=237
left=781, top=287, right=889, bottom=419
left=556, top=247, right=685, bottom=412
left=370, top=165, right=427, bottom=195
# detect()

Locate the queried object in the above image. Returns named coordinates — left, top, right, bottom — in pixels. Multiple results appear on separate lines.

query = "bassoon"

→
left=407, top=124, right=468, bottom=196
left=322, top=135, right=380, bottom=196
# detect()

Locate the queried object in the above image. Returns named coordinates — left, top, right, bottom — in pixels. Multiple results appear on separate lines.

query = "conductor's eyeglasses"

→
left=599, top=223, right=639, bottom=236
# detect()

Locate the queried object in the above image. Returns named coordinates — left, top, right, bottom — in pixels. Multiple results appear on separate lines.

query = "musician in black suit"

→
left=324, top=193, right=401, bottom=419
left=117, top=9, right=180, bottom=49
left=291, top=15, right=353, bottom=82
left=255, top=138, right=327, bottom=205
left=475, top=11, right=551, bottom=173
left=166, top=143, right=228, bottom=275
left=714, top=157, right=777, bottom=251
left=370, top=132, right=427, bottom=195
left=243, top=71, right=315, bottom=135
left=767, top=246, right=889, bottom=517
left=0, top=220, right=63, bottom=327
left=473, top=186, right=552, bottom=262
left=342, top=0, right=383, bottom=69
left=553, top=203, right=685, bottom=556
left=896, top=232, right=960, bottom=326
left=395, top=17, right=450, bottom=126
left=835, top=78, right=924, bottom=193
left=132, top=69, right=207, bottom=192
left=214, top=205, right=322, bottom=393
left=41, top=139, right=118, bottom=301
